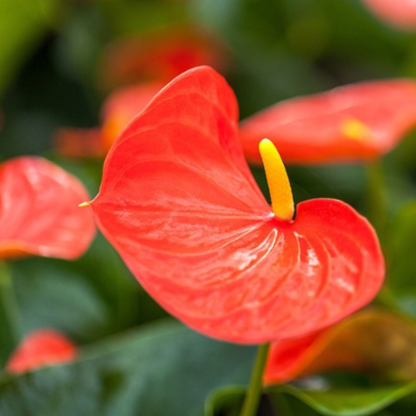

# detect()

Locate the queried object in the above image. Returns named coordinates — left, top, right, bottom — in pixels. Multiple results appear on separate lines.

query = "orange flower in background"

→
left=84, top=66, right=384, bottom=344
left=263, top=309, right=416, bottom=385
left=0, top=157, right=95, bottom=260
left=55, top=82, right=163, bottom=158
left=99, top=26, right=226, bottom=91
left=362, top=0, right=416, bottom=30
left=54, top=128, right=105, bottom=159
left=6, top=330, right=77, bottom=374
left=100, top=82, right=164, bottom=151
left=55, top=25, right=226, bottom=159
left=240, top=79, right=416, bottom=165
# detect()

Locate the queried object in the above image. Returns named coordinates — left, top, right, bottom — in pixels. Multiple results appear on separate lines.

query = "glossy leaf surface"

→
left=240, top=80, right=416, bottom=165
left=90, top=66, right=384, bottom=344
left=0, top=157, right=95, bottom=260
left=264, top=309, right=416, bottom=385
left=6, top=330, right=77, bottom=374
left=362, top=0, right=416, bottom=30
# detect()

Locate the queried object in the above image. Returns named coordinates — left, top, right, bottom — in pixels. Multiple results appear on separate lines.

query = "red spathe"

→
left=240, top=79, right=416, bottom=164
left=90, top=66, right=385, bottom=344
left=6, top=330, right=77, bottom=374
left=0, top=157, right=95, bottom=260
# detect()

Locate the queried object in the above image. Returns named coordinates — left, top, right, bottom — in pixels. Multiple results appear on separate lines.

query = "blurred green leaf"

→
left=270, top=383, right=416, bottom=416
left=11, top=257, right=110, bottom=343
left=0, top=0, right=62, bottom=97
left=97, top=0, right=188, bottom=36
left=0, top=321, right=255, bottom=416
left=204, top=386, right=245, bottom=416
left=386, top=202, right=416, bottom=318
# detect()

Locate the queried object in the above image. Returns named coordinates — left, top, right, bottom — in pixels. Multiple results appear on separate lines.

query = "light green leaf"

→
left=270, top=383, right=416, bottom=416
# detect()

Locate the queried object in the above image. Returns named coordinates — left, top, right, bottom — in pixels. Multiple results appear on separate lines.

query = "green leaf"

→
left=386, top=202, right=416, bottom=318
left=270, top=383, right=416, bottom=416
left=0, top=0, right=62, bottom=97
left=0, top=321, right=255, bottom=416
left=11, top=256, right=111, bottom=343
left=204, top=386, right=245, bottom=416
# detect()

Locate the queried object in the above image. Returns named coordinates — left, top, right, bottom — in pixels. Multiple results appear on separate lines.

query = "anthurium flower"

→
left=5, top=329, right=77, bottom=374
left=0, top=156, right=95, bottom=260
left=362, top=0, right=416, bottom=30
left=55, top=83, right=163, bottom=158
left=240, top=79, right=416, bottom=164
left=85, top=66, right=384, bottom=344
left=99, top=26, right=226, bottom=91
left=264, top=309, right=416, bottom=384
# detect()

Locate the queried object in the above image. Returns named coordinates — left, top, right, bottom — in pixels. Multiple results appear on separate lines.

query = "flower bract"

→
left=240, top=79, right=416, bottom=164
left=6, top=330, right=77, bottom=374
left=362, top=0, right=416, bottom=30
left=88, top=66, right=384, bottom=344
left=0, top=157, right=95, bottom=260
left=55, top=83, right=163, bottom=158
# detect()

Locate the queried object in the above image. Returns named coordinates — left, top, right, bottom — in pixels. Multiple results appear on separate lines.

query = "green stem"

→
left=365, top=159, right=387, bottom=239
left=0, top=262, right=22, bottom=367
left=240, top=343, right=270, bottom=416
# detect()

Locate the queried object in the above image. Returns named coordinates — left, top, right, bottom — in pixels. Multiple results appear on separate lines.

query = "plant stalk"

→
left=0, top=262, right=22, bottom=367
left=240, top=343, right=270, bottom=416
left=365, top=159, right=387, bottom=239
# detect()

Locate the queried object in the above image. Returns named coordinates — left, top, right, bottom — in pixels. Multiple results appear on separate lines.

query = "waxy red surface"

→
left=90, top=66, right=384, bottom=344
left=240, top=80, right=416, bottom=164
left=0, top=157, right=95, bottom=260
left=6, top=330, right=77, bottom=374
left=362, top=0, right=416, bottom=30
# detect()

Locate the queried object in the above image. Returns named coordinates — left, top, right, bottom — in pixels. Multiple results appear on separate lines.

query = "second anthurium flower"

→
left=85, top=66, right=385, bottom=344
left=0, top=157, right=95, bottom=260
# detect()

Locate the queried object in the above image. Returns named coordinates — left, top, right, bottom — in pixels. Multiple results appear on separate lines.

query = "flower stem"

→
left=0, top=262, right=22, bottom=367
left=240, top=343, right=270, bottom=416
left=365, top=159, right=387, bottom=239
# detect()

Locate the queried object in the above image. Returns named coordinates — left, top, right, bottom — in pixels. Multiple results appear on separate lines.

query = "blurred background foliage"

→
left=3, top=0, right=416, bottom=415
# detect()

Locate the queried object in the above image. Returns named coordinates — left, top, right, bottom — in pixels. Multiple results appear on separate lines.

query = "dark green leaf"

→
left=0, top=321, right=255, bottom=416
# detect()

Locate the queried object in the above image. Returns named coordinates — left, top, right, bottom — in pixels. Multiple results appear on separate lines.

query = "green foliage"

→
left=0, top=321, right=255, bottom=416
left=0, top=0, right=62, bottom=98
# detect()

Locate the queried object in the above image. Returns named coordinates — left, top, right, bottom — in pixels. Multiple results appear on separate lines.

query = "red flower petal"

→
left=362, top=0, right=416, bottom=30
left=54, top=128, right=106, bottom=158
left=54, top=83, right=163, bottom=158
left=0, top=157, right=95, bottom=260
left=90, top=66, right=384, bottom=344
left=264, top=309, right=416, bottom=384
left=240, top=80, right=416, bottom=164
left=6, top=330, right=77, bottom=374
left=100, top=26, right=226, bottom=90
left=101, top=82, right=164, bottom=150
